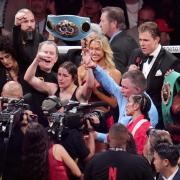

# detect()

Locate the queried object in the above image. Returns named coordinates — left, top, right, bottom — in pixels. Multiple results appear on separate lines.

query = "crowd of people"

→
left=0, top=0, right=180, bottom=180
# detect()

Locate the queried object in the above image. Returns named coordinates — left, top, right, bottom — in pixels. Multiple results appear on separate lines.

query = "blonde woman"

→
left=78, top=35, right=121, bottom=110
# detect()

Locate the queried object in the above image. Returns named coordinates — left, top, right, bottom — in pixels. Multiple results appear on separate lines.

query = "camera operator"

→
left=42, top=96, right=96, bottom=174
left=0, top=81, right=37, bottom=180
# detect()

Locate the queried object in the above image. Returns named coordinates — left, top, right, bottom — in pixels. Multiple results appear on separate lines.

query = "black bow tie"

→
left=144, top=55, right=154, bottom=64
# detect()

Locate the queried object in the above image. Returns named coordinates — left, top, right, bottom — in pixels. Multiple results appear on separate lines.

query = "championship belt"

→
left=161, top=71, right=180, bottom=127
left=46, top=15, right=91, bottom=41
left=0, top=0, right=7, bottom=27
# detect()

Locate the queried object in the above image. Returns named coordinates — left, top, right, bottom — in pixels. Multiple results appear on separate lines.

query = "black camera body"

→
left=43, top=97, right=105, bottom=142
left=0, top=98, right=29, bottom=138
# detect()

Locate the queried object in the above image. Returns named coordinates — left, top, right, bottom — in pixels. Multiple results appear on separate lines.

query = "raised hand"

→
left=81, top=48, right=96, bottom=69
left=14, top=10, right=29, bottom=26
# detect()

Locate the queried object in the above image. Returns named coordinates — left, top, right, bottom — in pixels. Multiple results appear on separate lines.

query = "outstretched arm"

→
left=76, top=67, right=94, bottom=102
left=24, top=52, right=58, bottom=95
left=76, top=50, right=94, bottom=102
left=93, top=69, right=121, bottom=107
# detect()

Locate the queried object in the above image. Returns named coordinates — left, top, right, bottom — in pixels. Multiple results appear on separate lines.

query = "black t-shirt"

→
left=26, top=67, right=57, bottom=127
left=84, top=150, right=154, bottom=180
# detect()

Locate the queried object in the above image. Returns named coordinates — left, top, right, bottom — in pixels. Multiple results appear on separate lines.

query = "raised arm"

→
left=93, top=69, right=121, bottom=107
left=24, top=52, right=58, bottom=95
left=76, top=50, right=94, bottom=102
left=76, top=67, right=94, bottom=102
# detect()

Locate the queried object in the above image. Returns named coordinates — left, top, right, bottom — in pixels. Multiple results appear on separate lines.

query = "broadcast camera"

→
left=42, top=96, right=106, bottom=142
left=0, top=94, right=32, bottom=138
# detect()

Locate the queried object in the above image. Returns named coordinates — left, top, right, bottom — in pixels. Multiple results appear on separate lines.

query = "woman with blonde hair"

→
left=78, top=35, right=121, bottom=131
left=78, top=35, right=121, bottom=109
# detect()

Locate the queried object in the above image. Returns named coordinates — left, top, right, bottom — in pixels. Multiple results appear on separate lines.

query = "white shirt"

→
left=142, top=44, right=161, bottom=78
left=162, top=167, right=179, bottom=180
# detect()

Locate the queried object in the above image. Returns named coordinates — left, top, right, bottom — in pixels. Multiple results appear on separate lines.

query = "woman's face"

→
left=126, top=96, right=136, bottom=116
left=0, top=51, right=16, bottom=69
left=57, top=67, right=74, bottom=89
left=89, top=40, right=104, bottom=63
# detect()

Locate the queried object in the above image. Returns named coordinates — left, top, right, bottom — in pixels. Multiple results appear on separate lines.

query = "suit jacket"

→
left=129, top=47, right=180, bottom=128
left=158, top=168, right=180, bottom=180
left=110, top=31, right=138, bottom=74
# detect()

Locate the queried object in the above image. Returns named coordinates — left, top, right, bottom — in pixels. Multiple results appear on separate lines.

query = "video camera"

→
left=0, top=94, right=31, bottom=138
left=42, top=96, right=107, bottom=142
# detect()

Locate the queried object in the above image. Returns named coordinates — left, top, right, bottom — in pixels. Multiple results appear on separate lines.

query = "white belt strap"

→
left=131, top=119, right=148, bottom=136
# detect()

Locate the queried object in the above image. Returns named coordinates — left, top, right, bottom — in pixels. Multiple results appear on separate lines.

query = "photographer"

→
left=0, top=81, right=36, bottom=180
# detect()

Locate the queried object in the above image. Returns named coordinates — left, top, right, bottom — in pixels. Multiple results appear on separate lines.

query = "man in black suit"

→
left=128, top=21, right=180, bottom=129
left=153, top=143, right=180, bottom=180
left=99, top=6, right=138, bottom=74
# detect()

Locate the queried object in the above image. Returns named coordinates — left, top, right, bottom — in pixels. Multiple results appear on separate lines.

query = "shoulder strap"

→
left=131, top=119, right=148, bottom=136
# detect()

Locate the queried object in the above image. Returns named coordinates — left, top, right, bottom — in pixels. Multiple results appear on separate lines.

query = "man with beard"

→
left=13, top=8, right=45, bottom=75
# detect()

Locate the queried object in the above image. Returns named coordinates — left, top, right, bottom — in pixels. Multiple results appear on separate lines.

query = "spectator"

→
left=83, top=54, right=158, bottom=142
left=22, top=122, right=81, bottom=180
left=0, top=81, right=35, bottom=180
left=78, top=0, right=102, bottom=23
left=100, top=0, right=142, bottom=29
left=29, top=0, right=56, bottom=37
left=13, top=8, right=45, bottom=74
left=24, top=40, right=58, bottom=126
left=143, top=128, right=173, bottom=165
left=128, top=21, right=180, bottom=129
left=3, top=0, right=29, bottom=31
left=84, top=123, right=153, bottom=180
left=0, top=35, right=19, bottom=94
left=99, top=6, right=138, bottom=73
left=78, top=35, right=121, bottom=131
left=126, top=94, right=152, bottom=154
left=153, top=143, right=180, bottom=180
left=127, top=5, right=156, bottom=44
left=78, top=35, right=121, bottom=108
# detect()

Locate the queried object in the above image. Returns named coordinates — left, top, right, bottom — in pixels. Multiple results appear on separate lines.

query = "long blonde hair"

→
left=88, top=35, right=115, bottom=69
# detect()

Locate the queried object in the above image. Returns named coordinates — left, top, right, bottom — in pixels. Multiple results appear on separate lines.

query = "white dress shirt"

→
left=161, top=167, right=179, bottom=180
left=142, top=44, right=161, bottom=78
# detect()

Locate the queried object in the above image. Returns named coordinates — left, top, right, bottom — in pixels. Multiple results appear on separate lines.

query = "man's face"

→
left=138, top=9, right=155, bottom=26
left=121, top=78, right=139, bottom=98
left=38, top=44, right=57, bottom=73
left=153, top=152, right=166, bottom=173
left=139, top=31, right=160, bottom=55
left=20, top=11, right=35, bottom=32
left=30, top=0, right=47, bottom=15
left=100, top=12, right=112, bottom=37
